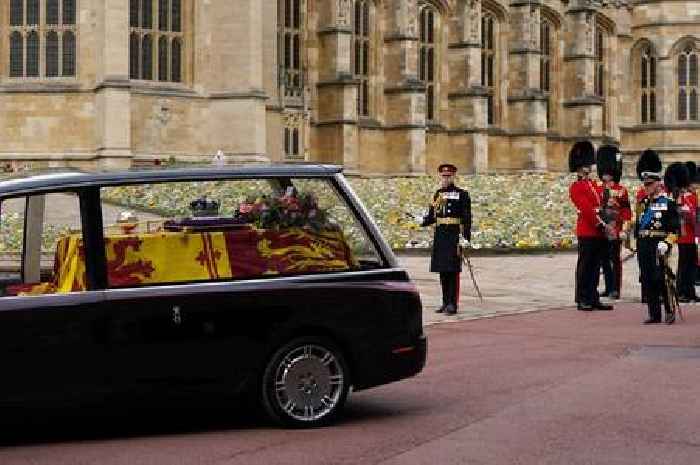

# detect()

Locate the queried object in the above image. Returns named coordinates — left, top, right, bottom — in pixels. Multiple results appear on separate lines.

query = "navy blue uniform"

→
left=422, top=184, right=472, bottom=310
left=637, top=192, right=680, bottom=322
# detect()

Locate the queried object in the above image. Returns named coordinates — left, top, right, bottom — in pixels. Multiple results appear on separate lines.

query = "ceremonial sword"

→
left=460, top=247, right=484, bottom=303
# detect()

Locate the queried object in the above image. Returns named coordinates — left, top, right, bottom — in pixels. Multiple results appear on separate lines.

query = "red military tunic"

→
left=677, top=189, right=698, bottom=245
left=597, top=181, right=632, bottom=239
left=570, top=178, right=605, bottom=238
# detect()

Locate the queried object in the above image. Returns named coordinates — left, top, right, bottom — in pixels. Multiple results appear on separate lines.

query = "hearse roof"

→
left=0, top=164, right=343, bottom=197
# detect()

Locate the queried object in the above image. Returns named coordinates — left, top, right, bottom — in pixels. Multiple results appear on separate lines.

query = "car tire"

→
left=261, top=336, right=350, bottom=428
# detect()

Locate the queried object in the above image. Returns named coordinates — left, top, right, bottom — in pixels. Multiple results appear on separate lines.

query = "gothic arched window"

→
left=640, top=47, right=657, bottom=124
left=11, top=0, right=23, bottom=26
left=8, top=0, right=77, bottom=78
left=279, top=0, right=303, bottom=98
left=594, top=23, right=610, bottom=132
left=481, top=13, right=496, bottom=125
left=678, top=46, right=699, bottom=121
left=46, top=31, right=59, bottom=77
left=26, top=31, right=40, bottom=77
left=62, top=30, right=75, bottom=76
left=63, top=0, right=75, bottom=25
left=594, top=28, right=605, bottom=98
left=130, top=0, right=185, bottom=82
left=353, top=0, right=372, bottom=117
left=142, top=34, right=153, bottom=80
left=47, top=0, right=59, bottom=25
left=158, top=36, right=168, bottom=81
left=540, top=18, right=553, bottom=129
left=420, top=6, right=438, bottom=122
left=172, top=38, right=182, bottom=83
left=10, top=32, right=23, bottom=77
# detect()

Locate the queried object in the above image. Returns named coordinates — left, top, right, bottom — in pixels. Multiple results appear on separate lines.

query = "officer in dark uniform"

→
left=419, top=164, right=472, bottom=315
left=634, top=149, right=664, bottom=304
left=637, top=165, right=680, bottom=324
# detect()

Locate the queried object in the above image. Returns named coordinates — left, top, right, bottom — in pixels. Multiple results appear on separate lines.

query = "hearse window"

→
left=0, top=193, right=83, bottom=297
left=99, top=177, right=383, bottom=288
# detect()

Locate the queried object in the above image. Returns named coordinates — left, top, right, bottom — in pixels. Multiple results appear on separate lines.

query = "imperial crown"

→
left=189, top=196, right=220, bottom=217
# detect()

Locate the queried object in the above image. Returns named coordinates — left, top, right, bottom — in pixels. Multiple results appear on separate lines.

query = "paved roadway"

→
left=3, top=195, right=700, bottom=463
left=1, top=304, right=699, bottom=465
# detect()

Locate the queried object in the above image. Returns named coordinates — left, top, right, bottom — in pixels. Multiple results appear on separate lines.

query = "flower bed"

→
left=1, top=173, right=640, bottom=252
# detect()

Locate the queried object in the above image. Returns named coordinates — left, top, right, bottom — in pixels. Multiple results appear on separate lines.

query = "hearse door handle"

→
left=172, top=306, right=182, bottom=325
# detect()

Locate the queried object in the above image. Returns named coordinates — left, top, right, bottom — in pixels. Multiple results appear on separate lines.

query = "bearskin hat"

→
left=569, top=141, right=595, bottom=172
left=685, top=161, right=697, bottom=184
left=664, top=162, right=690, bottom=194
left=596, top=145, right=622, bottom=180
left=636, top=149, right=662, bottom=181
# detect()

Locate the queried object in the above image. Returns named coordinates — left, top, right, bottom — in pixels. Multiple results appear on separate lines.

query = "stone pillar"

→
left=314, top=0, right=359, bottom=173
left=446, top=0, right=488, bottom=173
left=196, top=0, right=268, bottom=163
left=507, top=1, right=548, bottom=170
left=95, top=0, right=132, bottom=169
left=562, top=2, right=602, bottom=139
left=383, top=0, right=426, bottom=174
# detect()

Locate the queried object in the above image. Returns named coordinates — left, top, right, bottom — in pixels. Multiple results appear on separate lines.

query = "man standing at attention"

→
left=596, top=145, right=632, bottom=300
left=569, top=141, right=614, bottom=311
left=638, top=166, right=681, bottom=324
left=418, top=164, right=472, bottom=315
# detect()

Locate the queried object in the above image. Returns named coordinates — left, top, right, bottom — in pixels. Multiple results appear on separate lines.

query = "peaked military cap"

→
left=569, top=141, right=595, bottom=172
left=438, top=163, right=458, bottom=175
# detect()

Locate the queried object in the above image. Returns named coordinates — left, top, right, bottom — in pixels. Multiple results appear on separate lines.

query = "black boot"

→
left=435, top=304, right=446, bottom=314
left=444, top=304, right=457, bottom=315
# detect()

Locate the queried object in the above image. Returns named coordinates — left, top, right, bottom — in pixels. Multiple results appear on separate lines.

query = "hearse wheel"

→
left=262, top=336, right=350, bottom=427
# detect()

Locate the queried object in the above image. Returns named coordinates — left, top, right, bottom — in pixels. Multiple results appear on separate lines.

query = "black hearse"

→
left=0, top=166, right=425, bottom=427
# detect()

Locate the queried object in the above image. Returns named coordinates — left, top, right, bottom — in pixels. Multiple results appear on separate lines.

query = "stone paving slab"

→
left=400, top=250, right=692, bottom=327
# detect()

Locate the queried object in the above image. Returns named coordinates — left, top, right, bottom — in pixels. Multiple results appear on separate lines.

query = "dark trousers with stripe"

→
left=638, top=238, right=672, bottom=321
left=440, top=272, right=460, bottom=307
left=601, top=240, right=622, bottom=295
left=677, top=243, right=698, bottom=299
left=575, top=237, right=605, bottom=305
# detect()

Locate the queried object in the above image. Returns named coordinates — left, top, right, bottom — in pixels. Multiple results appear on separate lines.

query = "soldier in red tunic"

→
left=569, top=141, right=614, bottom=311
left=665, top=163, right=698, bottom=302
left=596, top=146, right=632, bottom=299
left=686, top=161, right=700, bottom=285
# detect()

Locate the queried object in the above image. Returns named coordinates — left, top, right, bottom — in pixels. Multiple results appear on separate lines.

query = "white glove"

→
left=619, top=231, right=628, bottom=241
left=459, top=237, right=471, bottom=249
left=657, top=241, right=669, bottom=255
left=410, top=211, right=425, bottom=227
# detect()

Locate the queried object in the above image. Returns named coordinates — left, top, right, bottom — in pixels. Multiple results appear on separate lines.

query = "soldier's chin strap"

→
left=460, top=246, right=484, bottom=303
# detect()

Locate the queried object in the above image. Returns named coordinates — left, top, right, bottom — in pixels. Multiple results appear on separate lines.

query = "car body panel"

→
left=0, top=167, right=425, bottom=417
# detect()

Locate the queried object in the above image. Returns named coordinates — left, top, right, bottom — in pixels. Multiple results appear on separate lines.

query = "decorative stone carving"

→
left=283, top=110, right=305, bottom=128
left=467, top=0, right=481, bottom=43
left=337, top=0, right=351, bottom=26
left=585, top=12, right=594, bottom=55
left=529, top=6, right=540, bottom=49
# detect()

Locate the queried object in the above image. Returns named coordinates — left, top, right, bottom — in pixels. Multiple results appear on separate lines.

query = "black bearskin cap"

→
left=664, top=162, right=690, bottom=193
left=685, top=161, right=697, bottom=183
left=569, top=141, right=595, bottom=172
left=636, top=149, right=662, bottom=181
left=596, top=145, right=621, bottom=180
